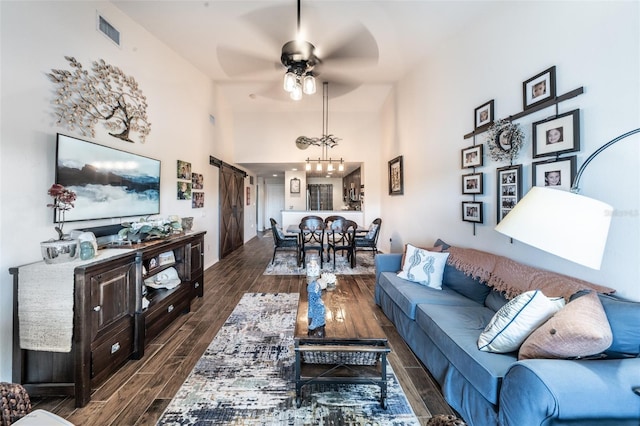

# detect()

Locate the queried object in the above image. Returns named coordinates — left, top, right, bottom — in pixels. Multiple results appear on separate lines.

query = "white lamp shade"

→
left=495, top=186, right=613, bottom=270
left=290, top=83, right=303, bottom=100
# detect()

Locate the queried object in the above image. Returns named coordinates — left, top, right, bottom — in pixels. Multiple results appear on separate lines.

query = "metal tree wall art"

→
left=47, top=56, right=151, bottom=143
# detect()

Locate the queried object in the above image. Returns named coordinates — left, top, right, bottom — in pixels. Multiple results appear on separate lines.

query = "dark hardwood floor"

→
left=31, top=231, right=454, bottom=425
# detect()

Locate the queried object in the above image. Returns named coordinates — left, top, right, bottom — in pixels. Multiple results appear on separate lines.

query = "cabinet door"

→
left=189, top=238, right=203, bottom=279
left=90, top=262, right=136, bottom=339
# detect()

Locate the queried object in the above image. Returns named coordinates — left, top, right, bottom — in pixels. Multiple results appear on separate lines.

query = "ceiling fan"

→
left=216, top=0, right=379, bottom=101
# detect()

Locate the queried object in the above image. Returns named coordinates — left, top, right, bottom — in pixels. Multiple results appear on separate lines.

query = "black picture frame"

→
left=474, top=100, right=494, bottom=131
left=523, top=66, right=556, bottom=110
left=290, top=177, right=301, bottom=193
left=496, top=164, right=522, bottom=223
left=388, top=155, right=404, bottom=195
left=461, top=144, right=483, bottom=169
left=532, top=109, right=580, bottom=158
left=462, top=172, right=483, bottom=195
left=462, top=201, right=483, bottom=223
left=532, top=156, right=577, bottom=192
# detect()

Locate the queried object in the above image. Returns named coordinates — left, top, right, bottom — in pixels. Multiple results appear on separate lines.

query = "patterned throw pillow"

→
left=519, top=291, right=613, bottom=360
left=365, top=223, right=378, bottom=240
left=478, top=290, right=565, bottom=353
left=397, top=243, right=450, bottom=290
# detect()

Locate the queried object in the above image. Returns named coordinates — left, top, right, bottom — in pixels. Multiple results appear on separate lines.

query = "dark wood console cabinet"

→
left=10, top=231, right=206, bottom=407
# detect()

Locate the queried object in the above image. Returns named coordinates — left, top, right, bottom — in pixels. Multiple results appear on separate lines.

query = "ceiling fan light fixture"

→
left=290, top=82, right=303, bottom=100
left=283, top=71, right=297, bottom=92
left=303, top=73, right=316, bottom=95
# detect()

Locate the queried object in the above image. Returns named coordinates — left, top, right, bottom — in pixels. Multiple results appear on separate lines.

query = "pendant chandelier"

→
left=300, top=82, right=343, bottom=173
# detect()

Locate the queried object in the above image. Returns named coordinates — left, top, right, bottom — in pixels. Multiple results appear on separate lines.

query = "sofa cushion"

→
left=442, top=264, right=491, bottom=305
left=415, top=303, right=517, bottom=405
left=572, top=290, right=640, bottom=357
left=378, top=271, right=480, bottom=320
left=484, top=290, right=509, bottom=312
left=397, top=244, right=450, bottom=289
left=519, top=291, right=613, bottom=360
left=478, top=290, right=565, bottom=353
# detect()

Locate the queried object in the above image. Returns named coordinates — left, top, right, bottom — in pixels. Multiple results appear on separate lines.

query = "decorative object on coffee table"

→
left=307, top=280, right=326, bottom=337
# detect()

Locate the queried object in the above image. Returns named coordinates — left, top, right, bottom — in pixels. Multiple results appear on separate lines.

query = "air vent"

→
left=97, top=13, right=120, bottom=46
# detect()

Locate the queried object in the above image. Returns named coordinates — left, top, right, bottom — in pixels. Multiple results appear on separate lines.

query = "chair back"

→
left=270, top=217, right=286, bottom=244
left=360, top=218, right=382, bottom=243
left=327, top=218, right=357, bottom=248
left=299, top=216, right=325, bottom=247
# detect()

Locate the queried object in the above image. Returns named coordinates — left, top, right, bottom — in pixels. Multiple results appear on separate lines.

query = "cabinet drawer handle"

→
left=111, top=342, right=120, bottom=354
left=167, top=304, right=174, bottom=313
left=194, top=282, right=200, bottom=288
left=93, top=305, right=101, bottom=312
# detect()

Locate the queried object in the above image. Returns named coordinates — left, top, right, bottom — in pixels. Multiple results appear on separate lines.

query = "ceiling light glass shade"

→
left=494, top=186, right=613, bottom=270
left=283, top=71, right=296, bottom=92
left=303, top=74, right=316, bottom=95
left=290, top=83, right=303, bottom=100
left=316, top=162, right=322, bottom=171
left=338, top=162, right=344, bottom=172
left=305, top=161, right=311, bottom=171
left=327, top=162, right=334, bottom=172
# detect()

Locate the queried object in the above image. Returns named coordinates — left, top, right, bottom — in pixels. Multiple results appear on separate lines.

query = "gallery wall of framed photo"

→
left=177, top=159, right=205, bottom=208
left=460, top=65, right=584, bottom=230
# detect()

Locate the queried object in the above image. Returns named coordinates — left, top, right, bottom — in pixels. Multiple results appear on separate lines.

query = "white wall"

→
left=0, top=1, right=231, bottom=380
left=380, top=1, right=640, bottom=301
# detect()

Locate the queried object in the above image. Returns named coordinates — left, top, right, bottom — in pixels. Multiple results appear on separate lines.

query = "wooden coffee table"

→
left=294, top=275, right=391, bottom=408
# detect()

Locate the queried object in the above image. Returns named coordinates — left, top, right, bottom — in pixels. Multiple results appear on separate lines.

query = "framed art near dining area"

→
left=462, top=201, right=483, bottom=223
left=532, top=156, right=576, bottom=192
left=523, top=66, right=556, bottom=110
left=388, top=155, right=404, bottom=195
left=496, top=164, right=522, bottom=223
left=532, top=109, right=580, bottom=158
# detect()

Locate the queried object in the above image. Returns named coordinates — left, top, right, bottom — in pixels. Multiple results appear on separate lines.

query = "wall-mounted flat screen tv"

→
left=55, top=133, right=161, bottom=222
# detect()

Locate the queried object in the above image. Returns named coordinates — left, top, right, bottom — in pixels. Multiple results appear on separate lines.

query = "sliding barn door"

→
left=219, top=164, right=244, bottom=259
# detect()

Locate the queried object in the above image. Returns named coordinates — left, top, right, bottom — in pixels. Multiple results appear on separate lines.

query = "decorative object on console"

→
left=495, top=128, right=640, bottom=269
left=474, top=99, right=494, bottom=131
left=77, top=232, right=97, bottom=261
left=496, top=164, right=522, bottom=223
left=118, top=217, right=182, bottom=242
left=41, top=183, right=79, bottom=264
left=531, top=155, right=576, bottom=192
left=47, top=56, right=150, bottom=143
left=486, top=119, right=524, bottom=163
left=388, top=155, right=404, bottom=195
left=181, top=217, right=194, bottom=231
left=522, top=65, right=556, bottom=110
left=532, top=109, right=580, bottom=158
left=461, top=145, right=483, bottom=169
left=46, top=183, right=76, bottom=240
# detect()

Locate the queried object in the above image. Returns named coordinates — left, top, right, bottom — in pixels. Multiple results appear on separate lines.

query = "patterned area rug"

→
left=264, top=252, right=376, bottom=275
left=157, top=292, right=420, bottom=425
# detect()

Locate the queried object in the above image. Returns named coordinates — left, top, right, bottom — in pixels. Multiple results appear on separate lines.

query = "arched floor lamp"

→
left=495, top=128, right=640, bottom=270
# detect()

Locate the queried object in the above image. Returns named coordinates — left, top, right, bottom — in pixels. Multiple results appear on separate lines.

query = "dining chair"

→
left=298, top=216, right=325, bottom=269
left=270, top=218, right=299, bottom=265
left=326, top=218, right=357, bottom=269
left=354, top=218, right=382, bottom=258
left=324, top=215, right=346, bottom=261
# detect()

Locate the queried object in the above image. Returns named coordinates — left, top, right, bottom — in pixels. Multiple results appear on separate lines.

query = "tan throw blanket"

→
left=447, top=246, right=615, bottom=300
left=18, top=248, right=134, bottom=352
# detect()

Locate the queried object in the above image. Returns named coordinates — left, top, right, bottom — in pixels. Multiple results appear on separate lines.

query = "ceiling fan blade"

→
left=241, top=5, right=297, bottom=50
left=316, top=76, right=361, bottom=99
left=217, top=46, right=282, bottom=78
left=257, top=82, right=298, bottom=102
left=319, top=22, right=379, bottom=65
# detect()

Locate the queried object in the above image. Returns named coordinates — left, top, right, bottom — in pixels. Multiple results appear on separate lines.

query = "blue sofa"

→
left=374, top=250, right=640, bottom=426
